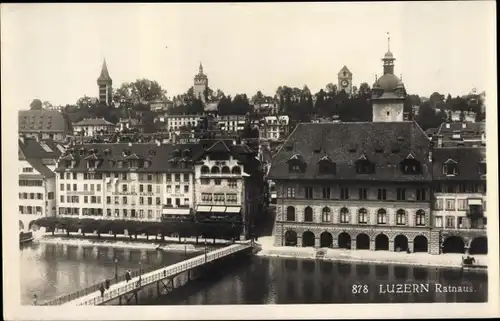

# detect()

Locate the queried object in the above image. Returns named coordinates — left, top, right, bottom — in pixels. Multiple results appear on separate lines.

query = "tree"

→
left=43, top=101, right=53, bottom=110
left=30, top=99, right=43, bottom=110
left=76, top=96, right=95, bottom=109
left=358, top=83, right=371, bottom=97
left=251, top=90, right=265, bottom=104
left=114, top=79, right=167, bottom=105
left=325, top=83, right=337, bottom=95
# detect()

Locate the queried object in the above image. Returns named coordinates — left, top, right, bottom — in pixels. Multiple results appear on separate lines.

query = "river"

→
left=20, top=242, right=488, bottom=305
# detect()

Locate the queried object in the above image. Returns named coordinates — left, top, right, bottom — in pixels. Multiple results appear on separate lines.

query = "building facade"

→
left=18, top=138, right=65, bottom=231
left=18, top=110, right=72, bottom=141
left=432, top=147, right=487, bottom=255
left=73, top=118, right=117, bottom=137
left=217, top=115, right=247, bottom=133
left=166, top=114, right=203, bottom=132
left=268, top=122, right=439, bottom=254
left=434, top=122, right=485, bottom=148
left=261, top=115, right=290, bottom=141
left=193, top=139, right=266, bottom=239
left=97, top=59, right=113, bottom=106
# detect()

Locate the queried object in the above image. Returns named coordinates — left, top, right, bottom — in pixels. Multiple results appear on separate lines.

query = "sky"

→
left=1, top=2, right=496, bottom=110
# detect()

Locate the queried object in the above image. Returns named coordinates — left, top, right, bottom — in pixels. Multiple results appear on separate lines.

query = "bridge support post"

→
left=187, top=270, right=191, bottom=281
left=157, top=281, right=160, bottom=297
left=119, top=296, right=122, bottom=305
left=134, top=291, right=138, bottom=304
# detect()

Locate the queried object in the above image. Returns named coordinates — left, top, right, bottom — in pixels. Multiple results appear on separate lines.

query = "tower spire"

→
left=199, top=62, right=203, bottom=74
left=97, top=58, right=112, bottom=82
left=387, top=32, right=391, bottom=52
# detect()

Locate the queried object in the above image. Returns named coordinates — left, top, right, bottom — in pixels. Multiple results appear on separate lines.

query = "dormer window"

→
left=400, top=154, right=422, bottom=174
left=317, top=156, right=336, bottom=175
left=117, top=160, right=124, bottom=168
left=355, top=155, right=375, bottom=174
left=478, top=162, right=486, bottom=175
left=129, top=160, right=138, bottom=168
left=442, top=159, right=459, bottom=176
left=288, top=154, right=306, bottom=173
left=144, top=160, right=151, bottom=169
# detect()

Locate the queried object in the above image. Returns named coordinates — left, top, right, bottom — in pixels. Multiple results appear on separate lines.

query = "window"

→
left=358, top=208, right=368, bottom=224
left=304, top=207, right=313, bottom=222
left=201, top=193, right=212, bottom=202
left=226, top=193, right=237, bottom=204
left=396, top=209, right=406, bottom=225
left=289, top=164, right=302, bottom=173
left=60, top=195, right=64, bottom=203
left=416, top=188, right=426, bottom=201
left=84, top=196, right=88, bottom=204
left=442, top=163, right=459, bottom=175
left=147, top=185, right=152, bottom=192
left=340, top=187, right=349, bottom=200
left=48, top=192, right=54, bottom=200
left=400, top=159, right=421, bottom=174
left=166, top=198, right=172, bottom=206
left=434, top=216, right=443, bottom=228
left=60, top=184, right=64, bottom=191
left=322, top=187, right=330, bottom=199
left=434, top=199, right=443, bottom=210
left=166, top=174, right=172, bottom=182
left=228, top=179, right=237, bottom=188
left=201, top=178, right=210, bottom=185
left=340, top=207, right=349, bottom=223
left=322, top=207, right=331, bottom=222
left=123, top=209, right=128, bottom=217
left=123, top=197, right=127, bottom=205
left=175, top=185, right=180, bottom=193
left=214, top=179, right=222, bottom=185
left=416, top=210, right=425, bottom=226
left=304, top=187, right=313, bottom=199
left=356, top=159, right=375, bottom=174
left=122, top=184, right=127, bottom=192
left=377, top=209, right=387, bottom=224
left=358, top=188, right=367, bottom=200
left=286, top=187, right=296, bottom=198
left=183, top=174, right=189, bottom=182
left=106, top=196, right=111, bottom=204
left=59, top=172, right=64, bottom=179
left=445, top=216, right=455, bottom=228
left=377, top=188, right=387, bottom=200
left=318, top=160, right=336, bottom=175
left=175, top=174, right=180, bottom=182
left=445, top=199, right=455, bottom=210
left=457, top=199, right=467, bottom=210
left=478, top=162, right=486, bottom=175
left=396, top=188, right=406, bottom=201
left=214, top=193, right=224, bottom=202
left=73, top=173, right=77, bottom=179
left=286, top=206, right=295, bottom=221
left=148, top=197, right=153, bottom=205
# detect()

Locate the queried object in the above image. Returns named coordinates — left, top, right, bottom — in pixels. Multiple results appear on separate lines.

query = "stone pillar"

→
left=408, top=241, right=414, bottom=253
left=389, top=240, right=395, bottom=252
left=332, top=238, right=339, bottom=249
left=429, top=231, right=440, bottom=255
left=464, top=238, right=471, bottom=255
left=297, top=236, right=302, bottom=247
left=351, top=239, right=357, bottom=250
left=274, top=224, right=283, bottom=247
left=314, top=237, right=320, bottom=248
left=370, top=240, right=376, bottom=251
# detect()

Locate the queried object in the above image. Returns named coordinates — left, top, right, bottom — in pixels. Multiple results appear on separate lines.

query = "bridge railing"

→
left=40, top=245, right=220, bottom=306
left=77, top=243, right=250, bottom=306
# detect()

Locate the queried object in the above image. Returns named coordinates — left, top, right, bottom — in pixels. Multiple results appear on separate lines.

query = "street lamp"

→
left=114, top=258, right=119, bottom=282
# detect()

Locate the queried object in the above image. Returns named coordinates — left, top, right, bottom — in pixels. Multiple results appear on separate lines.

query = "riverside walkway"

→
left=41, top=240, right=255, bottom=306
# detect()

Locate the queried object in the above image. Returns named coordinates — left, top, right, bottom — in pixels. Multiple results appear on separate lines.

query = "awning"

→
left=225, top=207, right=241, bottom=214
left=211, top=206, right=226, bottom=213
left=468, top=199, right=483, bottom=206
left=162, top=208, right=191, bottom=215
left=196, top=205, right=212, bottom=212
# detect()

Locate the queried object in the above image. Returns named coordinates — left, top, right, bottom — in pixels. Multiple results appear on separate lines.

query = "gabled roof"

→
left=19, top=110, right=71, bottom=133
left=19, top=137, right=65, bottom=159
left=25, top=158, right=55, bottom=178
left=268, top=121, right=432, bottom=181
left=74, top=118, right=116, bottom=126
left=432, top=147, right=486, bottom=181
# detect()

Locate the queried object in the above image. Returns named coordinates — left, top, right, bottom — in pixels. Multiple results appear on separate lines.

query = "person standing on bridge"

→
left=125, top=269, right=131, bottom=282
left=99, top=284, right=105, bottom=297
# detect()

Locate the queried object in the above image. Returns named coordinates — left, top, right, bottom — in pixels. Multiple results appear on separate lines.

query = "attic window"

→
left=478, top=162, right=486, bottom=175
left=144, top=160, right=151, bottom=168
left=442, top=162, right=459, bottom=176
left=313, top=147, right=321, bottom=154
left=117, top=160, right=124, bottom=168
left=318, top=158, right=336, bottom=175
left=356, top=157, right=375, bottom=174
left=400, top=157, right=422, bottom=174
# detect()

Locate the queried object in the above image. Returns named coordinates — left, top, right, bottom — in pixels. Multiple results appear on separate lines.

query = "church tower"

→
left=97, top=59, right=113, bottom=106
left=371, top=34, right=406, bottom=122
left=338, top=66, right=353, bottom=95
left=193, top=63, right=208, bottom=102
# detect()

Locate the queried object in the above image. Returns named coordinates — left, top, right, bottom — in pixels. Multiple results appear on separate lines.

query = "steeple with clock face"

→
left=338, top=65, right=353, bottom=96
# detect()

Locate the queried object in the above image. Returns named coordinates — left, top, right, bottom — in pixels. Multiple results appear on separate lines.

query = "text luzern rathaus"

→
left=267, top=46, right=487, bottom=255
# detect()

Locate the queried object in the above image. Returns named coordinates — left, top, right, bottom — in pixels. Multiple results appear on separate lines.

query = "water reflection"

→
left=20, top=243, right=488, bottom=305
left=20, top=243, right=195, bottom=305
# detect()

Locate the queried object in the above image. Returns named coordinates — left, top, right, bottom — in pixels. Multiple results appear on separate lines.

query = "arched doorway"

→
left=302, top=231, right=315, bottom=247
left=286, top=206, right=296, bottom=221
left=320, top=232, right=333, bottom=248
left=469, top=237, right=487, bottom=254
left=284, top=230, right=297, bottom=246
left=394, top=234, right=408, bottom=252
left=356, top=233, right=370, bottom=250
left=338, top=232, right=351, bottom=249
left=413, top=235, right=428, bottom=253
left=19, top=220, right=24, bottom=231
left=442, top=236, right=465, bottom=253
left=375, top=234, right=389, bottom=251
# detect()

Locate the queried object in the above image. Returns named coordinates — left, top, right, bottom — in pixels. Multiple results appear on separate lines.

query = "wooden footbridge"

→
left=40, top=240, right=256, bottom=306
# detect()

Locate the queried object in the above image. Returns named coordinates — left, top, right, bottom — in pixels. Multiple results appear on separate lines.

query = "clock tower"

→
left=338, top=66, right=353, bottom=96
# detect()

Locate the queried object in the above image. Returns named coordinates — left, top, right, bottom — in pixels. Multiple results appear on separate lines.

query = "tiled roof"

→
left=268, top=122, right=433, bottom=181
left=26, top=158, right=56, bottom=178
left=432, top=147, right=486, bottom=181
left=19, top=137, right=65, bottom=159
left=436, top=122, right=485, bottom=136
left=18, top=110, right=71, bottom=133
left=73, top=118, right=116, bottom=126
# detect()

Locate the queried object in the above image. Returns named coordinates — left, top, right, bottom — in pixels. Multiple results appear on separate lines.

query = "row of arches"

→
left=201, top=165, right=241, bottom=175
left=284, top=231, right=488, bottom=254
left=19, top=220, right=38, bottom=231
left=286, top=206, right=425, bottom=225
